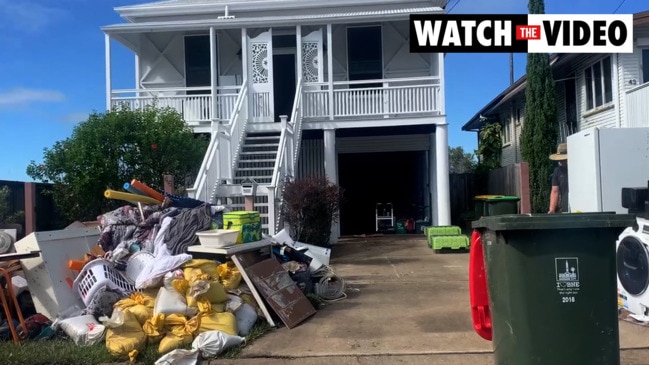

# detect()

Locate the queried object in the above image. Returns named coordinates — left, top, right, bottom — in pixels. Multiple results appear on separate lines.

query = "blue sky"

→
left=0, top=0, right=646, bottom=182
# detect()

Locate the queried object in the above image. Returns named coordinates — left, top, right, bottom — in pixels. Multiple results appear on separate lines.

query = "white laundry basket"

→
left=73, top=259, right=138, bottom=306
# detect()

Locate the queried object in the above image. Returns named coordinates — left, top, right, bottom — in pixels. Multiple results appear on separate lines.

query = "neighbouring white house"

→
left=462, top=10, right=649, bottom=167
left=102, top=0, right=450, bottom=240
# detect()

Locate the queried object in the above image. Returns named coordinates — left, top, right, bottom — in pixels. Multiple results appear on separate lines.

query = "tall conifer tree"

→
left=520, top=0, right=559, bottom=212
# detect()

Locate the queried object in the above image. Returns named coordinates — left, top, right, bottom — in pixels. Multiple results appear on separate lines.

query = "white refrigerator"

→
left=567, top=127, right=649, bottom=214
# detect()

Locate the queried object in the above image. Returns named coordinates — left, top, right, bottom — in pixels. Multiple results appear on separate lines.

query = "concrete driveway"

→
left=227, top=235, right=649, bottom=363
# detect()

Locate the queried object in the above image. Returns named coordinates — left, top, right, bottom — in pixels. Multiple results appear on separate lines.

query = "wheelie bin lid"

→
left=474, top=195, right=504, bottom=201
left=471, top=212, right=636, bottom=231
left=484, top=195, right=519, bottom=201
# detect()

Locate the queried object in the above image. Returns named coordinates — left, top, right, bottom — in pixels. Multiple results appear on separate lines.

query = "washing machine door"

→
left=617, top=235, right=649, bottom=296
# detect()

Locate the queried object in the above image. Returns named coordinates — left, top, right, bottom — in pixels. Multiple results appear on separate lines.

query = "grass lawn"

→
left=0, top=321, right=272, bottom=365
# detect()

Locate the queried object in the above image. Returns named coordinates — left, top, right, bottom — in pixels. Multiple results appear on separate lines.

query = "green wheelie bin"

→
left=472, top=212, right=636, bottom=365
left=474, top=195, right=520, bottom=217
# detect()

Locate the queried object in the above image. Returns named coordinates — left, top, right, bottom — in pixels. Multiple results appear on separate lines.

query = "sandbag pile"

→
left=56, top=258, right=258, bottom=363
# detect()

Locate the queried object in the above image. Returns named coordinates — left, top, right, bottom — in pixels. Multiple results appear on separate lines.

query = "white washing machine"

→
left=617, top=216, right=649, bottom=315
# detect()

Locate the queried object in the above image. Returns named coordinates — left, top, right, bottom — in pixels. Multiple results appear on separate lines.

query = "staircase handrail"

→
left=187, top=80, right=247, bottom=201
left=269, top=78, right=302, bottom=233
left=270, top=78, right=302, bottom=188
left=228, top=82, right=249, bottom=174
left=292, top=84, right=305, bottom=172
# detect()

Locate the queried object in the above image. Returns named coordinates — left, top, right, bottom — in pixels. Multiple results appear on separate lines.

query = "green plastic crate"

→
left=429, top=234, right=470, bottom=251
left=424, top=225, right=462, bottom=238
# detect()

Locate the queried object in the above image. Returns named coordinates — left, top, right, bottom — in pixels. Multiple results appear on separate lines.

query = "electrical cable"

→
left=613, top=0, right=627, bottom=14
left=447, top=0, right=462, bottom=14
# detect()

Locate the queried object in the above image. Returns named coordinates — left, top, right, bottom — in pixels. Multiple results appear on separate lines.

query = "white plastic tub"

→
left=196, top=229, right=240, bottom=248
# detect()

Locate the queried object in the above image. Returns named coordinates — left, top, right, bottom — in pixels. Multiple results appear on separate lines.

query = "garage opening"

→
left=338, top=151, right=427, bottom=236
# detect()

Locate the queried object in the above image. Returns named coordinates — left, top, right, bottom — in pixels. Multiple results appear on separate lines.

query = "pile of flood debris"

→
left=0, top=180, right=347, bottom=364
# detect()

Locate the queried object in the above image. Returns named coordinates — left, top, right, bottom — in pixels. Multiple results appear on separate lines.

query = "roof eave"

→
left=114, top=0, right=445, bottom=19
left=460, top=75, right=527, bottom=132
left=102, top=7, right=442, bottom=34
left=634, top=10, right=649, bottom=26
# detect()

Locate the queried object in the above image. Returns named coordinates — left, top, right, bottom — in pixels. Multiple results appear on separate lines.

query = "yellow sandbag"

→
left=182, top=259, right=218, bottom=279
left=186, top=295, right=226, bottom=312
left=203, top=280, right=229, bottom=304
left=217, top=261, right=243, bottom=291
left=114, top=292, right=155, bottom=326
left=104, top=309, right=147, bottom=361
left=171, top=279, right=190, bottom=295
left=187, top=269, right=212, bottom=297
left=142, top=314, right=166, bottom=345
left=158, top=314, right=199, bottom=354
left=195, top=310, right=238, bottom=336
left=240, top=293, right=258, bottom=311
left=184, top=279, right=228, bottom=306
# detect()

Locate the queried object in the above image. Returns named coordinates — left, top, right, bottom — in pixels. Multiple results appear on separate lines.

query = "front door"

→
left=273, top=53, right=296, bottom=122
left=248, top=30, right=274, bottom=122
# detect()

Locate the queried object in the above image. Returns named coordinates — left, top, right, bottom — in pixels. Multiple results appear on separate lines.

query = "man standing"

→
left=548, top=143, right=569, bottom=214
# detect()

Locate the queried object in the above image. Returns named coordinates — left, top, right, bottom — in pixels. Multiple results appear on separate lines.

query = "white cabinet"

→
left=14, top=228, right=99, bottom=320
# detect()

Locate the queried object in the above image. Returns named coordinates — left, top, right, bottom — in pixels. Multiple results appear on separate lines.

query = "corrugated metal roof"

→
left=103, top=6, right=443, bottom=32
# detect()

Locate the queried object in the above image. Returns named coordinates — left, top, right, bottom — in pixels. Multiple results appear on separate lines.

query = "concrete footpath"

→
left=218, top=235, right=649, bottom=364
left=217, top=350, right=649, bottom=365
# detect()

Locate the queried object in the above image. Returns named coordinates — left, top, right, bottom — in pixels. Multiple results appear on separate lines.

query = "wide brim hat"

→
left=549, top=143, right=568, bottom=161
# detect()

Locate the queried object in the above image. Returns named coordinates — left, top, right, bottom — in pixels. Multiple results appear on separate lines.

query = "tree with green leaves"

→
left=26, top=106, right=209, bottom=222
left=520, top=0, right=559, bottom=213
left=475, top=122, right=502, bottom=173
left=449, top=146, right=477, bottom=174
left=0, top=185, right=24, bottom=224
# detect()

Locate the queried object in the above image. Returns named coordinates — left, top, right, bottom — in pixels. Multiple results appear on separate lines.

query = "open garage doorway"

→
left=338, top=151, right=427, bottom=236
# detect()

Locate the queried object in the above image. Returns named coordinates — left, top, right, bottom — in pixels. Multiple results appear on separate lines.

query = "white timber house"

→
left=102, top=0, right=450, bottom=240
left=463, top=10, right=649, bottom=167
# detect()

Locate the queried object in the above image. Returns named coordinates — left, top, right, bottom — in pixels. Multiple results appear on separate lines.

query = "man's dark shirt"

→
left=551, top=165, right=569, bottom=213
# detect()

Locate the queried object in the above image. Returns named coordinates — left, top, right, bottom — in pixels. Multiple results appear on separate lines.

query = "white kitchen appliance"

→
left=567, top=127, right=649, bottom=214
left=616, top=184, right=649, bottom=316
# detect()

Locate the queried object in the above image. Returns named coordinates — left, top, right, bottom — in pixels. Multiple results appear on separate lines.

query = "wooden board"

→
left=231, top=251, right=277, bottom=327
left=245, top=257, right=316, bottom=329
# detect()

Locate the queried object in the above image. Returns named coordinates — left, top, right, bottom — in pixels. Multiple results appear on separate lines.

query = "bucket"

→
left=125, top=251, right=155, bottom=282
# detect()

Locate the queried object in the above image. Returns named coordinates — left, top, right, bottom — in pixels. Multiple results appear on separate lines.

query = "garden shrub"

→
left=281, top=177, right=343, bottom=247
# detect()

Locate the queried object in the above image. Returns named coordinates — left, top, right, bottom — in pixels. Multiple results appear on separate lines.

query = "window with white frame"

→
left=642, top=49, right=649, bottom=84
left=515, top=108, right=522, bottom=125
left=584, top=56, right=613, bottom=110
left=502, top=118, right=511, bottom=145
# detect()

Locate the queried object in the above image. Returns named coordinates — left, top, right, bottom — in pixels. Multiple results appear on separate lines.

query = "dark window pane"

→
left=347, top=26, right=382, bottom=88
left=585, top=67, right=594, bottom=110
left=603, top=56, right=612, bottom=103
left=594, top=61, right=603, bottom=107
left=272, top=34, right=296, bottom=49
left=185, top=35, right=211, bottom=91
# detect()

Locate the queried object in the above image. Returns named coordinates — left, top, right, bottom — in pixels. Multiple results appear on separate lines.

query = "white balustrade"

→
left=110, top=86, right=241, bottom=123
left=302, top=76, right=442, bottom=119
